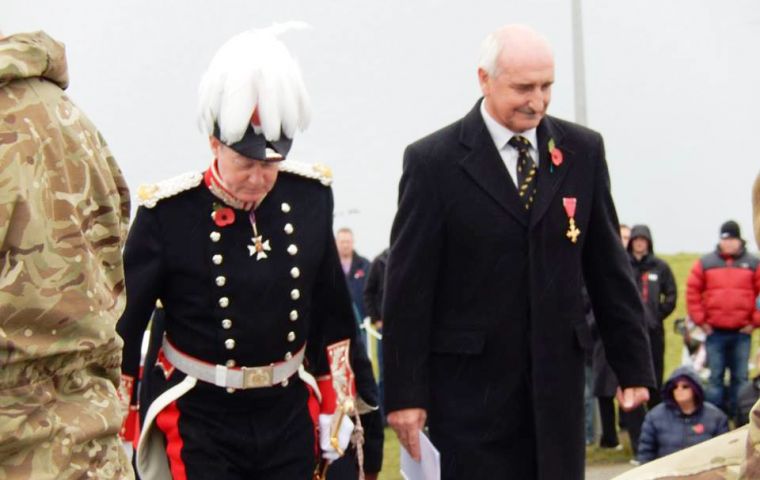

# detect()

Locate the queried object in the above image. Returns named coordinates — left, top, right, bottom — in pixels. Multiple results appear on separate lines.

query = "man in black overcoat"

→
left=383, top=24, right=655, bottom=480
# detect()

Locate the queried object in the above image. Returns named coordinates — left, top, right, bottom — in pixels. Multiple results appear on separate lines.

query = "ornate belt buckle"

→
left=242, top=365, right=273, bottom=388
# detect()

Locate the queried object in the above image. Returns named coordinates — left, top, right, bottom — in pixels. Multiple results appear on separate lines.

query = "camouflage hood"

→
left=1, top=30, right=130, bottom=379
left=0, top=31, right=69, bottom=89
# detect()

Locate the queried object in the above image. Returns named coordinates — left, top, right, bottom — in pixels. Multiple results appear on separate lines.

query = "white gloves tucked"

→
left=319, top=413, right=355, bottom=461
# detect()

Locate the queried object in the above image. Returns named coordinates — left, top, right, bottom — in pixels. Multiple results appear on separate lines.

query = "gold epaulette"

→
left=278, top=160, right=333, bottom=186
left=136, top=171, right=204, bottom=208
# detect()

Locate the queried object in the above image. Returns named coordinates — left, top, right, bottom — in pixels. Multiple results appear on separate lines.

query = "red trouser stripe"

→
left=305, top=384, right=320, bottom=457
left=155, top=401, right=188, bottom=480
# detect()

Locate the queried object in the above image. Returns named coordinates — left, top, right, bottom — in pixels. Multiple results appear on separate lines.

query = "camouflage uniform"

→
left=0, top=31, right=134, bottom=479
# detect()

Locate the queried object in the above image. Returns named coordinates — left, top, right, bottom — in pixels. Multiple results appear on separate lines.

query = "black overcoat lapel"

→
left=530, top=117, right=574, bottom=228
left=457, top=102, right=528, bottom=227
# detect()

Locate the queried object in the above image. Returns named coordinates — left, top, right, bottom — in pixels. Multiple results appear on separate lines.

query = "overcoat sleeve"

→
left=581, top=136, right=655, bottom=389
left=382, top=144, right=445, bottom=412
left=363, top=257, right=383, bottom=321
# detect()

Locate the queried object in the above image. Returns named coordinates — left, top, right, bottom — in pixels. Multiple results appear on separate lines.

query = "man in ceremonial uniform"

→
left=117, top=25, right=375, bottom=479
left=0, top=31, right=133, bottom=479
left=383, top=24, right=655, bottom=480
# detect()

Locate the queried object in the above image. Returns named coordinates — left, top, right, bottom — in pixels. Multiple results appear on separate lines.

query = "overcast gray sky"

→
left=5, top=1, right=760, bottom=257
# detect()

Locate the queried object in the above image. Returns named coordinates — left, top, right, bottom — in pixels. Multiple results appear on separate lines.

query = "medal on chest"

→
left=247, top=210, right=271, bottom=260
left=563, top=197, right=581, bottom=244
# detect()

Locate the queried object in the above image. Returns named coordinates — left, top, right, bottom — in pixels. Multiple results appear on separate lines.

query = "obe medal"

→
left=563, top=197, right=581, bottom=244
left=247, top=210, right=271, bottom=260
left=248, top=235, right=271, bottom=260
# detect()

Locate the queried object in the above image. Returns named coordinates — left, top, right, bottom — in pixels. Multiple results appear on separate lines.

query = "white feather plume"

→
left=197, top=22, right=312, bottom=144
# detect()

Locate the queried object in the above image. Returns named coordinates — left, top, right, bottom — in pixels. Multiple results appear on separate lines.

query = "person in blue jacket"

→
left=637, top=366, right=729, bottom=463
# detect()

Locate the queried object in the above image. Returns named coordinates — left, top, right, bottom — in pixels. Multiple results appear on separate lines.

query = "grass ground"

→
left=372, top=253, right=759, bottom=479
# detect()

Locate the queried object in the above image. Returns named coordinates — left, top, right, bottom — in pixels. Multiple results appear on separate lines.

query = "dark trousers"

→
left=648, top=326, right=665, bottom=408
left=598, top=396, right=619, bottom=447
left=619, top=406, right=646, bottom=454
left=155, top=383, right=316, bottom=480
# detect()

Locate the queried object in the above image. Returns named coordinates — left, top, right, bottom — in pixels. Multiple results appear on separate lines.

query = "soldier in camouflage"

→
left=0, top=31, right=134, bottom=479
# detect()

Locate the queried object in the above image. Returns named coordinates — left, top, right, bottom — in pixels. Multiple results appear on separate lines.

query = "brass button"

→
left=289, top=310, right=298, bottom=321
left=281, top=379, right=289, bottom=387
left=290, top=289, right=300, bottom=300
left=226, top=359, right=236, bottom=367
left=284, top=223, right=294, bottom=234
left=226, top=387, right=236, bottom=394
left=210, top=232, right=221, bottom=242
left=285, top=351, right=293, bottom=360
left=281, top=202, right=291, bottom=213
left=224, top=338, right=236, bottom=350
left=219, top=297, right=230, bottom=308
left=221, top=319, right=232, bottom=329
left=212, top=254, right=223, bottom=265
left=290, top=267, right=300, bottom=279
left=287, top=244, right=298, bottom=256
left=216, top=276, right=226, bottom=287
left=287, top=331, right=296, bottom=342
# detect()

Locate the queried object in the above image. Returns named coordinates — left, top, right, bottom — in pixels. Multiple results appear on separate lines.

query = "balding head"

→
left=478, top=24, right=555, bottom=132
left=479, top=25, right=554, bottom=77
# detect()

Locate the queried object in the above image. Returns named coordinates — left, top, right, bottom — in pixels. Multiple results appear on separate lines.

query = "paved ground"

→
left=585, top=463, right=635, bottom=480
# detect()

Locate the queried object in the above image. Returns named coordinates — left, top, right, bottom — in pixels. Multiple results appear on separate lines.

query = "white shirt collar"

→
left=480, top=99, right=538, bottom=152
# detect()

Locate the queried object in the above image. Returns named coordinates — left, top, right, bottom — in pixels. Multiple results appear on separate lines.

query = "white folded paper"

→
left=400, top=430, right=440, bottom=480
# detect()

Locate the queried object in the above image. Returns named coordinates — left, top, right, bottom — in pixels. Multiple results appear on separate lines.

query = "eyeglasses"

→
left=673, top=382, right=692, bottom=391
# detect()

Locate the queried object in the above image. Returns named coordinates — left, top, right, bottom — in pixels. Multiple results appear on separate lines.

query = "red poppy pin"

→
left=354, top=269, right=365, bottom=279
left=548, top=138, right=563, bottom=173
left=692, top=423, right=705, bottom=434
left=211, top=203, right=235, bottom=227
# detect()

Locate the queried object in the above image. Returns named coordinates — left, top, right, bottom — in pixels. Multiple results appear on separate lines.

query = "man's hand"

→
left=387, top=408, right=427, bottom=461
left=701, top=324, right=714, bottom=335
left=616, top=386, right=650, bottom=412
left=740, top=325, right=754, bottom=335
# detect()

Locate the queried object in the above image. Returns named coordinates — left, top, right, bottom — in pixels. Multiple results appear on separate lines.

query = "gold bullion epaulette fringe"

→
left=278, top=160, right=333, bottom=186
left=136, top=171, right=204, bottom=208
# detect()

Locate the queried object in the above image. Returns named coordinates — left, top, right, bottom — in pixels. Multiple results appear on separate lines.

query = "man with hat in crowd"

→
left=686, top=220, right=760, bottom=420
left=116, top=24, right=378, bottom=479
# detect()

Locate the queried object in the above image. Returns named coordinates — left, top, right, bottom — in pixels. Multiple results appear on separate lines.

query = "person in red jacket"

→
left=686, top=220, right=760, bottom=418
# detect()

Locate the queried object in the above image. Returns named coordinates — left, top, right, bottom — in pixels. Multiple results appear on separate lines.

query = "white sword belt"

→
left=161, top=336, right=305, bottom=389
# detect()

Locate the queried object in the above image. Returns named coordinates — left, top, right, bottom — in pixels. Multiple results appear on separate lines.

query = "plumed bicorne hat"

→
left=197, top=22, right=312, bottom=161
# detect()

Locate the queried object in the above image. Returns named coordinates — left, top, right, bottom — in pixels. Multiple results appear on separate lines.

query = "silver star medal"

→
left=248, top=235, right=271, bottom=261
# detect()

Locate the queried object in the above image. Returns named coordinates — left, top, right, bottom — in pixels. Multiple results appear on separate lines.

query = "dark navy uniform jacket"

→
left=118, top=170, right=355, bottom=396
left=117, top=169, right=383, bottom=474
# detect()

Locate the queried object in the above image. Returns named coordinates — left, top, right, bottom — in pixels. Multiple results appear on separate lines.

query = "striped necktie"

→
left=508, top=135, right=538, bottom=210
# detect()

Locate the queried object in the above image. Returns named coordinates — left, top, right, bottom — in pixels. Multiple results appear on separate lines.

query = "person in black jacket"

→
left=628, top=224, right=678, bottom=406
left=637, top=367, right=728, bottom=463
left=337, top=228, right=372, bottom=345
left=383, top=24, right=654, bottom=480
left=363, top=248, right=390, bottom=420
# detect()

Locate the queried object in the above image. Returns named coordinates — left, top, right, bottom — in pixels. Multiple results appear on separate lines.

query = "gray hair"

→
left=478, top=31, right=503, bottom=77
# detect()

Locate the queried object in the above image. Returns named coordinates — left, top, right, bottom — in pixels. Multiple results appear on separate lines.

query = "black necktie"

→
left=508, top=135, right=538, bottom=210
